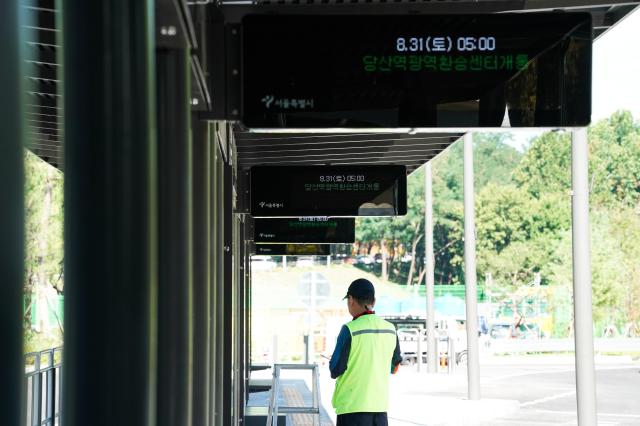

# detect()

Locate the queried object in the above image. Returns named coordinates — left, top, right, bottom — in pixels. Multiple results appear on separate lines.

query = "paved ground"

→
left=253, top=355, right=640, bottom=425
left=475, top=362, right=640, bottom=425
left=387, top=356, right=640, bottom=426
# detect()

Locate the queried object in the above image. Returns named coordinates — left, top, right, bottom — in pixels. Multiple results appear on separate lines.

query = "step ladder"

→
left=266, top=363, right=321, bottom=426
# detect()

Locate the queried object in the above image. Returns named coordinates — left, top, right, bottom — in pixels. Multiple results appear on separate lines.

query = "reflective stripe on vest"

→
left=332, top=314, right=397, bottom=415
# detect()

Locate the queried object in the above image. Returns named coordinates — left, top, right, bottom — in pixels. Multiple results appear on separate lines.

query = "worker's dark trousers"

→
left=336, top=412, right=388, bottom=426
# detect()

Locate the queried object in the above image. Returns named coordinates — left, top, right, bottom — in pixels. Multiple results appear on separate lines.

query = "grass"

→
left=24, top=329, right=63, bottom=355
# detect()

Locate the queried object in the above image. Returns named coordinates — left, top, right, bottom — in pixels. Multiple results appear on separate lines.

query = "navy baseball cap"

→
left=343, top=278, right=375, bottom=301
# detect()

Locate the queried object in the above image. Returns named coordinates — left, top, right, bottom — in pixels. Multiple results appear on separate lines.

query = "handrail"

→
left=24, top=347, right=63, bottom=426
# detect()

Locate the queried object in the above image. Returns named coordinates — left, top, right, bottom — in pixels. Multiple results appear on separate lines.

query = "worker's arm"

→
left=329, top=325, right=351, bottom=379
left=390, top=334, right=402, bottom=374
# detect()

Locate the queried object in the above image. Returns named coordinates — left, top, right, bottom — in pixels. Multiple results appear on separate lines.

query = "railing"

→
left=25, top=347, right=63, bottom=426
left=488, top=338, right=640, bottom=354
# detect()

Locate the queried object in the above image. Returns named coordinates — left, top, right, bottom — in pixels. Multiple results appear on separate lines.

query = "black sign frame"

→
left=254, top=244, right=332, bottom=256
left=242, top=13, right=592, bottom=128
left=254, top=217, right=356, bottom=244
left=250, top=165, right=407, bottom=217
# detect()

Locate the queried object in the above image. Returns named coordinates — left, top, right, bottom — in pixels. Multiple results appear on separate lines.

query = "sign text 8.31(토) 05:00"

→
left=396, top=36, right=497, bottom=53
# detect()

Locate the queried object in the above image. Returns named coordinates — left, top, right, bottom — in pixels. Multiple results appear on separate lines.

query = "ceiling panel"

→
left=23, top=0, right=63, bottom=169
left=234, top=128, right=462, bottom=174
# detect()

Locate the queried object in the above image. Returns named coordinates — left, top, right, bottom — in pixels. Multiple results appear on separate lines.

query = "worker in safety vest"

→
left=329, top=278, right=402, bottom=426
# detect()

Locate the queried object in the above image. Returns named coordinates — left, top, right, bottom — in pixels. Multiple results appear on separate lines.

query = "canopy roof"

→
left=24, top=0, right=639, bottom=172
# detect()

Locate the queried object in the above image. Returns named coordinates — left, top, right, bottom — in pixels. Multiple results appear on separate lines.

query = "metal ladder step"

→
left=266, top=363, right=321, bottom=426
left=277, top=407, right=320, bottom=414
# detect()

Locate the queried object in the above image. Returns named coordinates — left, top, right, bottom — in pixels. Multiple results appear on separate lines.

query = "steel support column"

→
left=463, top=133, right=481, bottom=400
left=156, top=47, right=193, bottom=426
left=192, top=118, right=211, bottom=426
left=223, top=163, right=234, bottom=426
left=214, top=144, right=225, bottom=426
left=571, top=128, right=598, bottom=426
left=209, top=130, right=219, bottom=426
left=244, top=233, right=252, bottom=406
left=0, top=1, right=25, bottom=424
left=425, top=162, right=437, bottom=374
left=62, top=1, right=157, bottom=425
left=236, top=217, right=248, bottom=423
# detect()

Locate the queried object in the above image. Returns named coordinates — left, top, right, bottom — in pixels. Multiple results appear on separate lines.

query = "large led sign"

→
left=250, top=165, right=407, bottom=217
left=255, top=244, right=331, bottom=256
left=242, top=13, right=592, bottom=128
left=254, top=217, right=356, bottom=244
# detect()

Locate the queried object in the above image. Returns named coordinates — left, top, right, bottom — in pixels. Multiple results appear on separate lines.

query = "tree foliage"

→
left=355, top=111, right=640, bottom=336
left=23, top=150, right=64, bottom=343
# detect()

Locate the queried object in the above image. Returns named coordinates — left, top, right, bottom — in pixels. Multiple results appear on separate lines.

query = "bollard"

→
left=448, top=337, right=456, bottom=375
left=434, top=337, right=439, bottom=373
left=416, top=329, right=422, bottom=372
left=304, top=334, right=310, bottom=364
left=439, top=337, right=448, bottom=370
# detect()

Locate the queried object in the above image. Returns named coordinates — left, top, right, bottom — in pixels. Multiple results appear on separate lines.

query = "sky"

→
left=507, top=7, right=640, bottom=151
left=592, top=7, right=640, bottom=121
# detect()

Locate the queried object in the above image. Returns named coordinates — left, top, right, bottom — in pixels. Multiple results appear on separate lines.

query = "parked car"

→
left=250, top=255, right=277, bottom=271
left=295, top=256, right=315, bottom=267
left=395, top=318, right=468, bottom=366
left=489, top=321, right=540, bottom=339
left=355, top=255, right=374, bottom=265
left=489, top=322, right=513, bottom=339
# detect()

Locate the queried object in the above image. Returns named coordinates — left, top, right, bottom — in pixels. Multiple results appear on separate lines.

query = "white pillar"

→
left=416, top=326, right=422, bottom=372
left=272, top=334, right=279, bottom=364
left=425, top=162, right=437, bottom=373
left=463, top=133, right=481, bottom=400
left=308, top=271, right=317, bottom=363
left=571, top=128, right=598, bottom=425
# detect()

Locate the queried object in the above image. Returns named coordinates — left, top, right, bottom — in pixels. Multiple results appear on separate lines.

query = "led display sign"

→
left=242, top=13, right=592, bottom=128
left=255, top=244, right=331, bottom=256
left=254, top=217, right=356, bottom=244
left=250, top=165, right=407, bottom=217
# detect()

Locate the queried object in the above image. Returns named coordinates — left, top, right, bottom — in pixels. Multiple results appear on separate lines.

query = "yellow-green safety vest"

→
left=332, top=314, right=397, bottom=415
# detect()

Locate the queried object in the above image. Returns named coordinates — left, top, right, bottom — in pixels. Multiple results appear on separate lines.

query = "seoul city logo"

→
left=261, top=95, right=275, bottom=109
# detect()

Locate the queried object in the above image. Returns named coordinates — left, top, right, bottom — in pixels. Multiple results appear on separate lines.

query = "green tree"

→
left=548, top=211, right=629, bottom=333
left=515, top=111, right=640, bottom=208
left=513, top=131, right=572, bottom=198
left=475, top=184, right=570, bottom=288
left=354, top=111, right=640, bottom=338
left=430, top=133, right=523, bottom=285
left=355, top=133, right=522, bottom=286
left=24, top=150, right=64, bottom=346
left=588, top=111, right=640, bottom=207
left=432, top=132, right=523, bottom=202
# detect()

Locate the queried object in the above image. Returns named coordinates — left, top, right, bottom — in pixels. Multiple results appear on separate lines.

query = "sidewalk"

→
left=254, top=364, right=520, bottom=426
left=252, top=354, right=638, bottom=425
left=387, top=370, right=519, bottom=426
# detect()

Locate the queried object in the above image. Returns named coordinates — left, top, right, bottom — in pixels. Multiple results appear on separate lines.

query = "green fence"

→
left=24, top=293, right=64, bottom=329
left=414, top=284, right=486, bottom=302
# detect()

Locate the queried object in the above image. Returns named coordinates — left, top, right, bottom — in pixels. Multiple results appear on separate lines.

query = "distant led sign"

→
left=255, top=244, right=331, bottom=256
left=250, top=165, right=407, bottom=217
left=242, top=13, right=592, bottom=128
left=255, top=217, right=356, bottom=244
